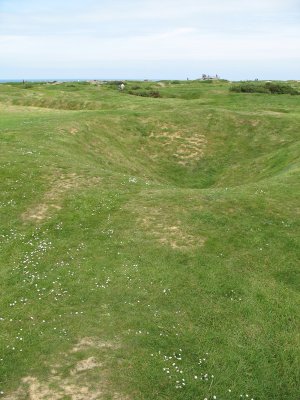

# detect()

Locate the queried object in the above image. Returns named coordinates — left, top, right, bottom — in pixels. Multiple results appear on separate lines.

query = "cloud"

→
left=0, top=0, right=299, bottom=79
left=0, top=0, right=298, bottom=36
left=1, top=27, right=299, bottom=67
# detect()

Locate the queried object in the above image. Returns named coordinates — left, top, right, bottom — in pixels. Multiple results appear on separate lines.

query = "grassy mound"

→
left=0, top=80, right=299, bottom=400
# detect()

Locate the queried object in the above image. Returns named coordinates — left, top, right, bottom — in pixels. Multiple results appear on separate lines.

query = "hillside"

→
left=0, top=80, right=299, bottom=400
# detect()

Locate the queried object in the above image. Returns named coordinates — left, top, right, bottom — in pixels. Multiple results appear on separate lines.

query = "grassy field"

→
left=0, top=79, right=299, bottom=400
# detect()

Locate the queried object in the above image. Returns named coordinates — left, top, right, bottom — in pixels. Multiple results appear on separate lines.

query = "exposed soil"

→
left=4, top=337, right=127, bottom=400
left=140, top=208, right=205, bottom=249
left=22, top=173, right=100, bottom=222
left=149, top=123, right=207, bottom=166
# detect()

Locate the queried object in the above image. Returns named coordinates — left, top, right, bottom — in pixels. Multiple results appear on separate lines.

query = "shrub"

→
left=265, top=82, right=298, bottom=95
left=230, top=82, right=299, bottom=95
left=21, top=83, right=34, bottom=89
left=230, top=83, right=269, bottom=93
left=127, top=90, right=161, bottom=98
left=147, top=90, right=161, bottom=98
left=106, top=81, right=124, bottom=86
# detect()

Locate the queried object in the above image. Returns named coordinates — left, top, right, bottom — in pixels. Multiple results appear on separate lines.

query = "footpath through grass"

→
left=0, top=80, right=299, bottom=399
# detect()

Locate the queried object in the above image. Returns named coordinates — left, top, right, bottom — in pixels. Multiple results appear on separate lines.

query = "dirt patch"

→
left=23, top=377, right=62, bottom=400
left=126, top=188, right=205, bottom=250
left=140, top=209, right=205, bottom=250
left=5, top=337, right=127, bottom=400
left=260, top=110, right=285, bottom=116
left=149, top=123, right=207, bottom=166
left=6, top=376, right=103, bottom=400
left=58, top=124, right=80, bottom=135
left=71, top=337, right=119, bottom=353
left=22, top=173, right=100, bottom=222
left=62, top=384, right=102, bottom=400
left=71, top=357, right=101, bottom=375
left=4, top=377, right=62, bottom=400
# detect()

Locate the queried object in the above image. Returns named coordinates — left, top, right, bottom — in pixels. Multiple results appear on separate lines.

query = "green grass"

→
left=0, top=80, right=299, bottom=399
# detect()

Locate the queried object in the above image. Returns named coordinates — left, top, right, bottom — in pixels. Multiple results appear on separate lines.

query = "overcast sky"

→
left=0, top=0, right=299, bottom=80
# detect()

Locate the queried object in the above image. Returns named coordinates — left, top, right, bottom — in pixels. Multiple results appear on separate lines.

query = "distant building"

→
left=200, top=74, right=220, bottom=80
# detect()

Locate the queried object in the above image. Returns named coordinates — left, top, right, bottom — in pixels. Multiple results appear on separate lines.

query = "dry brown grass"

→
left=138, top=206, right=205, bottom=250
left=71, top=337, right=120, bottom=353
left=5, top=338, right=127, bottom=400
left=148, top=122, right=207, bottom=166
left=22, top=173, right=100, bottom=222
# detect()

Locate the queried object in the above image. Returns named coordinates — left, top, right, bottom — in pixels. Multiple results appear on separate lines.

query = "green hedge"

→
left=230, top=82, right=299, bottom=95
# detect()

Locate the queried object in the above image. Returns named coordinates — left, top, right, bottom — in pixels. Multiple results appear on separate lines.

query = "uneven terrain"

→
left=0, top=80, right=299, bottom=399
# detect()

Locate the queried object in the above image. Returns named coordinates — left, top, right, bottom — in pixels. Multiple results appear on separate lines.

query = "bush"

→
left=230, top=83, right=269, bottom=93
left=265, top=82, right=298, bottom=95
left=106, top=81, right=124, bottom=86
left=21, top=83, right=34, bottom=89
left=127, top=90, right=161, bottom=98
left=230, top=82, right=299, bottom=95
left=147, top=91, right=161, bottom=98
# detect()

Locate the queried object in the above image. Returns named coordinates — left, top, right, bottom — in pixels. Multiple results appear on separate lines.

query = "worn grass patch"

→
left=147, top=122, right=207, bottom=166
left=5, top=337, right=126, bottom=400
left=22, top=173, right=100, bottom=222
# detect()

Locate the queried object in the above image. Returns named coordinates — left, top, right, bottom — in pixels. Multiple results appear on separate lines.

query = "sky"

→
left=0, top=0, right=299, bottom=80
